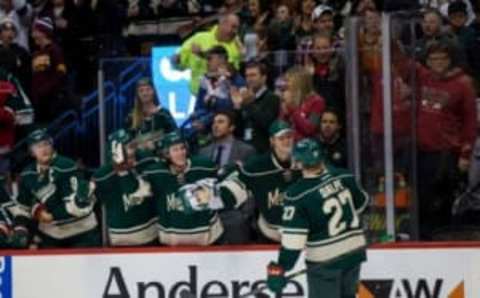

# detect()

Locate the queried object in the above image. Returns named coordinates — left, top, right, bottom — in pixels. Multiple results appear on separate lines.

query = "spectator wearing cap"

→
left=191, top=46, right=245, bottom=139
left=415, top=40, right=477, bottom=239
left=296, top=4, right=342, bottom=67
left=436, top=0, right=477, bottom=26
left=447, top=1, right=476, bottom=61
left=31, top=16, right=67, bottom=123
left=0, top=0, right=32, bottom=51
left=312, top=4, right=336, bottom=37
left=0, top=17, right=30, bottom=91
left=174, top=14, right=243, bottom=95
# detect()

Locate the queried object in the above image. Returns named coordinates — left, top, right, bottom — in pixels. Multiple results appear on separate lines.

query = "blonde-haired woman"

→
left=126, top=78, right=177, bottom=147
left=280, top=66, right=326, bottom=140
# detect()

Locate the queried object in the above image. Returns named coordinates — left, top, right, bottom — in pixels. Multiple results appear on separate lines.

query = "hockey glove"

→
left=267, top=262, right=287, bottom=293
left=10, top=226, right=29, bottom=248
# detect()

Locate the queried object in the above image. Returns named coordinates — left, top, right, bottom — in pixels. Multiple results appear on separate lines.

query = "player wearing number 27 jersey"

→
left=267, top=139, right=369, bottom=298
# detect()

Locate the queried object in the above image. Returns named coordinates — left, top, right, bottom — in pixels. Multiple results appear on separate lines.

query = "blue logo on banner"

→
left=0, top=256, right=12, bottom=298
left=151, top=46, right=196, bottom=125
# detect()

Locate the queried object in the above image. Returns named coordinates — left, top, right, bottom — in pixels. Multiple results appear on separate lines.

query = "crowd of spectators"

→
left=0, top=0, right=478, bottom=248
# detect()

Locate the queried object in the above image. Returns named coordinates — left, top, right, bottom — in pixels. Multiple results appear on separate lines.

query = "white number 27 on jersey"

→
left=323, top=190, right=360, bottom=237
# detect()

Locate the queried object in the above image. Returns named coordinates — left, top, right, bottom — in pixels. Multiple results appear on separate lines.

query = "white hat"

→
left=312, top=4, right=334, bottom=21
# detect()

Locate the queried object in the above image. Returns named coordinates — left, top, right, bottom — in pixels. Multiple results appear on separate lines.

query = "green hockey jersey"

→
left=142, top=156, right=222, bottom=246
left=0, top=175, right=12, bottom=231
left=92, top=156, right=158, bottom=246
left=220, top=153, right=301, bottom=242
left=281, top=166, right=369, bottom=268
left=16, top=154, right=97, bottom=239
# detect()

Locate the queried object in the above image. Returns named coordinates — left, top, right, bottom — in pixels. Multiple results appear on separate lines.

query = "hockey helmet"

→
left=292, top=138, right=324, bottom=167
left=27, top=129, right=53, bottom=147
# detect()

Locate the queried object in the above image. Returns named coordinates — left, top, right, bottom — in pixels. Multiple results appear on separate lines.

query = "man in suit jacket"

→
left=199, top=111, right=256, bottom=169
left=232, top=61, right=280, bottom=153
left=199, top=110, right=256, bottom=244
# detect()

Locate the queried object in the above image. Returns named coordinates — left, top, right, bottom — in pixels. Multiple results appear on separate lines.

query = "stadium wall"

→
left=0, top=243, right=477, bottom=298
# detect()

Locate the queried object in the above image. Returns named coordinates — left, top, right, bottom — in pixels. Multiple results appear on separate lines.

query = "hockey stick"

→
left=179, top=265, right=310, bottom=298
left=179, top=247, right=366, bottom=298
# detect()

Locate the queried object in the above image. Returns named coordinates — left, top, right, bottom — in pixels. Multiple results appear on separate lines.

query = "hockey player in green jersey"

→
left=0, top=174, right=15, bottom=247
left=219, top=120, right=301, bottom=242
left=92, top=129, right=158, bottom=246
left=15, top=129, right=99, bottom=248
left=267, top=139, right=369, bottom=298
left=142, top=131, right=223, bottom=246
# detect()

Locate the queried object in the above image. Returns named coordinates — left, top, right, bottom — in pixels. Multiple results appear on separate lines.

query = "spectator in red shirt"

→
left=279, top=66, right=326, bottom=140
left=31, top=16, right=67, bottom=123
left=0, top=80, right=17, bottom=173
left=416, top=40, right=477, bottom=239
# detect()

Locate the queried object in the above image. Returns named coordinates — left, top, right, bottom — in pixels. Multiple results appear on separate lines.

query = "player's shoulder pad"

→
left=190, top=155, right=217, bottom=172
left=20, top=163, right=37, bottom=177
left=92, top=164, right=115, bottom=183
left=239, top=153, right=280, bottom=177
left=51, top=154, right=77, bottom=173
left=326, top=166, right=354, bottom=180
left=284, top=180, right=312, bottom=202
left=141, top=160, right=169, bottom=176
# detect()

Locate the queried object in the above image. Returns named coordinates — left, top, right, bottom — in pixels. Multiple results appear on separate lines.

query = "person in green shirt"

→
left=14, top=129, right=99, bottom=248
left=267, top=138, right=369, bottom=298
left=92, top=129, right=159, bottom=246
left=142, top=131, right=223, bottom=245
left=173, top=14, right=243, bottom=95
left=219, top=120, right=301, bottom=243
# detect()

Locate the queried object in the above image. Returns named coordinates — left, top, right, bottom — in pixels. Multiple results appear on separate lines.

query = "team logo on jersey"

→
left=268, top=188, right=284, bottom=209
left=122, top=193, right=145, bottom=212
left=166, top=193, right=184, bottom=212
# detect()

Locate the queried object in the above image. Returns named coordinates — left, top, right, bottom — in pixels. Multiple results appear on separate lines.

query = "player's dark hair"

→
left=214, top=110, right=236, bottom=127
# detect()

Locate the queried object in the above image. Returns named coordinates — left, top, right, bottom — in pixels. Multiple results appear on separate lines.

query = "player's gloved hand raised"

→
left=10, top=226, right=29, bottom=249
left=267, top=262, right=287, bottom=293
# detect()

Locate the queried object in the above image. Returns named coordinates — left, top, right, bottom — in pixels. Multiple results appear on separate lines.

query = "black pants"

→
left=417, top=151, right=461, bottom=240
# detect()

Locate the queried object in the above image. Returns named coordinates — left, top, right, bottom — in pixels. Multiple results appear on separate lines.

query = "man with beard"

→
left=317, top=109, right=346, bottom=168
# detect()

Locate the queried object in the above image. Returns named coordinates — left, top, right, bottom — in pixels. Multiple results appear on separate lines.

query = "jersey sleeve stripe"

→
left=282, top=233, right=307, bottom=250
left=286, top=174, right=354, bottom=201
